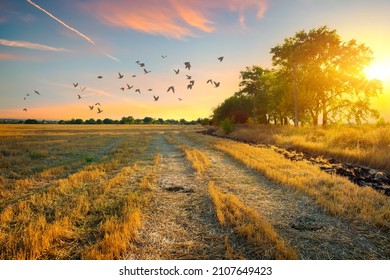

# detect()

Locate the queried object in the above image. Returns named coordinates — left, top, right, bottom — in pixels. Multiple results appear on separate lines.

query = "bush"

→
left=220, top=117, right=236, bottom=134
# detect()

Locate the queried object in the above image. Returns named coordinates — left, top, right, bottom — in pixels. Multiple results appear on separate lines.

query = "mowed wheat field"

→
left=0, top=124, right=389, bottom=260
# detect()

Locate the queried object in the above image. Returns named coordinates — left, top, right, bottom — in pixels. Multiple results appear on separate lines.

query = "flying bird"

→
left=187, top=84, right=193, bottom=90
left=135, top=89, right=141, bottom=94
left=137, top=61, right=145, bottom=67
left=174, top=69, right=180, bottom=75
left=218, top=56, right=224, bottom=62
left=118, top=72, right=124, bottom=79
left=97, top=107, right=103, bottom=114
left=127, top=84, right=133, bottom=90
left=120, top=87, right=125, bottom=91
left=73, top=82, right=78, bottom=87
left=207, top=79, right=213, bottom=84
left=80, top=86, right=86, bottom=91
left=23, top=108, right=27, bottom=112
left=161, top=55, right=167, bottom=58
left=89, top=105, right=94, bottom=110
left=213, top=81, right=220, bottom=88
left=153, top=95, right=159, bottom=101
left=147, top=88, right=153, bottom=91
left=34, top=90, right=40, bottom=95
left=143, top=68, right=151, bottom=74
left=167, top=86, right=175, bottom=93
left=184, top=62, right=191, bottom=70
left=186, top=75, right=192, bottom=80
left=178, top=98, right=182, bottom=101
left=132, top=74, right=136, bottom=77
left=78, top=94, right=81, bottom=99
left=97, top=76, right=103, bottom=79
left=95, top=103, right=101, bottom=106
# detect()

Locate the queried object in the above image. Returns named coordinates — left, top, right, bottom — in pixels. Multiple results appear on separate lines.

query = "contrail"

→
left=27, top=0, right=95, bottom=44
left=0, top=39, right=70, bottom=52
left=27, top=0, right=120, bottom=62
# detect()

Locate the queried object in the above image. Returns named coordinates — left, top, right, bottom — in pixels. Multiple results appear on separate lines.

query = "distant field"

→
left=0, top=124, right=389, bottom=260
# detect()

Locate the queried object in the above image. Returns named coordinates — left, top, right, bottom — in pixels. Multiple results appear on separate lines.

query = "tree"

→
left=212, top=94, right=252, bottom=124
left=270, top=26, right=382, bottom=126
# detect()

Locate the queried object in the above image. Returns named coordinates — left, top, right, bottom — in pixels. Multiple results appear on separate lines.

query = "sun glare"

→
left=364, top=60, right=390, bottom=81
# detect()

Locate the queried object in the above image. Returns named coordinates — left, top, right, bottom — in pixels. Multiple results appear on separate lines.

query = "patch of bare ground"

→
left=127, top=134, right=257, bottom=259
left=173, top=132, right=389, bottom=260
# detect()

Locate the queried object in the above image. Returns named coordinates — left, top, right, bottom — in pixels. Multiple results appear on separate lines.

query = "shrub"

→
left=220, top=117, right=236, bottom=135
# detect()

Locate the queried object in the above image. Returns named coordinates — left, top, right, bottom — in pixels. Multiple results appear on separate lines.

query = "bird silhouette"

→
left=137, top=62, right=145, bottom=67
left=207, top=79, right=213, bottom=84
left=118, top=72, right=124, bottom=79
left=80, top=86, right=86, bottom=91
left=184, top=62, right=191, bottom=70
left=97, top=76, right=103, bottom=79
left=89, top=105, right=94, bottom=110
left=78, top=94, right=81, bottom=99
left=186, top=75, right=192, bottom=80
left=135, top=89, right=141, bottom=94
left=174, top=69, right=180, bottom=75
left=167, top=86, right=175, bottom=93
left=127, top=84, right=133, bottom=90
left=143, top=68, right=151, bottom=74
left=34, top=90, right=40, bottom=95
left=153, top=95, right=159, bottom=101
left=95, top=103, right=101, bottom=106
left=187, top=84, right=193, bottom=90
left=218, top=56, right=224, bottom=62
left=120, top=87, right=125, bottom=91
left=26, top=93, right=30, bottom=96
left=213, top=81, right=220, bottom=87
left=97, top=107, right=103, bottom=114
left=147, top=88, right=153, bottom=91
left=178, top=98, right=182, bottom=101
left=23, top=108, right=27, bottom=112
left=161, top=55, right=167, bottom=58
left=73, top=82, right=78, bottom=87
left=132, top=74, right=136, bottom=78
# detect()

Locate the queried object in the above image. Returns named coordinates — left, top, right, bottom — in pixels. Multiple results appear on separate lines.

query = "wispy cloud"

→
left=0, top=39, right=70, bottom=52
left=26, top=0, right=120, bottom=62
left=27, top=0, right=95, bottom=44
left=85, top=0, right=268, bottom=39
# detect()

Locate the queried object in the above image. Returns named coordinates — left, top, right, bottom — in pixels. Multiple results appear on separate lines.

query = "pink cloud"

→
left=83, top=0, right=268, bottom=38
left=0, top=53, right=20, bottom=60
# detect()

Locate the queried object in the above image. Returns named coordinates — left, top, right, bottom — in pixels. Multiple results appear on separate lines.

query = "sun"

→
left=364, top=60, right=390, bottom=81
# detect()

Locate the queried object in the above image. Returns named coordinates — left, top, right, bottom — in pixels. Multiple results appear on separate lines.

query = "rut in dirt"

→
left=126, top=134, right=235, bottom=259
left=172, top=133, right=389, bottom=260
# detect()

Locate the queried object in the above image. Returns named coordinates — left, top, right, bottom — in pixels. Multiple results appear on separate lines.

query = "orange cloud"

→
left=84, top=0, right=268, bottom=38
left=0, top=39, right=70, bottom=52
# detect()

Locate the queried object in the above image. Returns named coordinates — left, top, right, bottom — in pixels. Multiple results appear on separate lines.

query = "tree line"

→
left=212, top=26, right=383, bottom=126
left=0, top=117, right=210, bottom=125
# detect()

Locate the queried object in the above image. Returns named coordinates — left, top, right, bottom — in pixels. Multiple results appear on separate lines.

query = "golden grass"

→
left=185, top=148, right=211, bottom=173
left=213, top=139, right=390, bottom=228
left=0, top=125, right=163, bottom=259
left=209, top=182, right=299, bottom=259
left=227, top=124, right=390, bottom=172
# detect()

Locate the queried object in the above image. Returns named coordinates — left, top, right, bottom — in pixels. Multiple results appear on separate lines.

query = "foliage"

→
left=220, top=117, right=236, bottom=135
left=212, top=95, right=252, bottom=125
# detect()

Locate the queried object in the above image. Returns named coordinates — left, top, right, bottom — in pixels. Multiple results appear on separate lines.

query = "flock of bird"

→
left=23, top=55, right=225, bottom=115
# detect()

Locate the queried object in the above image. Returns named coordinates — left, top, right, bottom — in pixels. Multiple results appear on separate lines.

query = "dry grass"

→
left=184, top=148, right=211, bottom=173
left=226, top=124, right=390, bottom=172
left=209, top=182, right=299, bottom=259
left=0, top=125, right=165, bottom=259
left=213, top=138, right=390, bottom=229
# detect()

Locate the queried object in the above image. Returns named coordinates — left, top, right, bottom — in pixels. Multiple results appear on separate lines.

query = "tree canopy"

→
left=213, top=26, right=383, bottom=126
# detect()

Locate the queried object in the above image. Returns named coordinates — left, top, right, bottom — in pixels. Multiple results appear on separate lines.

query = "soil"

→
left=127, top=133, right=390, bottom=260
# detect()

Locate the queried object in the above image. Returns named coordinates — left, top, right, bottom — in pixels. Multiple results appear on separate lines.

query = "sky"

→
left=0, top=0, right=389, bottom=121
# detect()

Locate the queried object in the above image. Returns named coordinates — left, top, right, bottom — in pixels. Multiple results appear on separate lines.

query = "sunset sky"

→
left=0, top=0, right=389, bottom=121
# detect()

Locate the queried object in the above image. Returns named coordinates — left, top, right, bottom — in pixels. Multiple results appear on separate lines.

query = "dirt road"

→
left=128, top=133, right=389, bottom=259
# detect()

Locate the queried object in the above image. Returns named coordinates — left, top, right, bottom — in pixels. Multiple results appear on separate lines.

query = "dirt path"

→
left=127, top=134, right=232, bottom=259
left=172, top=133, right=389, bottom=260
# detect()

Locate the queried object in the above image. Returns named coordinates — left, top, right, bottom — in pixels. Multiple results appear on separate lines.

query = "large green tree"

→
left=270, top=26, right=382, bottom=126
